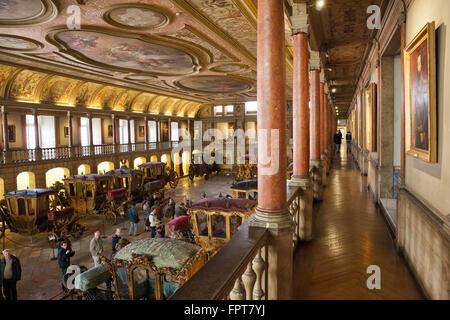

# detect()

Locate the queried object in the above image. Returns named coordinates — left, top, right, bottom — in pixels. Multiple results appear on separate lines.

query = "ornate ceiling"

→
left=306, top=0, right=388, bottom=119
left=0, top=0, right=294, bottom=117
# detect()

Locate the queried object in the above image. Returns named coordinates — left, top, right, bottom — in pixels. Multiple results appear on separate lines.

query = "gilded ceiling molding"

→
left=0, top=0, right=57, bottom=27
left=169, top=0, right=256, bottom=65
left=0, top=65, right=18, bottom=98
left=164, top=25, right=237, bottom=64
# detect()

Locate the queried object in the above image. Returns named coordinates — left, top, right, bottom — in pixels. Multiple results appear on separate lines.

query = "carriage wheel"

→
left=169, top=172, right=179, bottom=189
left=188, top=168, right=195, bottom=181
left=104, top=210, right=117, bottom=226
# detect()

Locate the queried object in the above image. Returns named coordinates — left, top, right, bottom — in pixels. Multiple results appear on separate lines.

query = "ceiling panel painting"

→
left=54, top=30, right=197, bottom=76
left=0, top=0, right=43, bottom=20
left=104, top=5, right=170, bottom=30
left=9, top=69, right=47, bottom=101
left=40, top=76, right=80, bottom=105
left=177, top=76, right=250, bottom=93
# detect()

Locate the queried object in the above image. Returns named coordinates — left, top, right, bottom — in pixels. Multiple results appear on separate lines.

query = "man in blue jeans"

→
left=334, top=130, right=343, bottom=153
left=346, top=131, right=352, bottom=153
left=128, top=202, right=139, bottom=236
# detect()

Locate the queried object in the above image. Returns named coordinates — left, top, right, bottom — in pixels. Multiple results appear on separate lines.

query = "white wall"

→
left=405, top=0, right=450, bottom=216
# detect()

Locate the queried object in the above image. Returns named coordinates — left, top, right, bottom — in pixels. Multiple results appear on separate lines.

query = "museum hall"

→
left=0, top=0, right=447, bottom=301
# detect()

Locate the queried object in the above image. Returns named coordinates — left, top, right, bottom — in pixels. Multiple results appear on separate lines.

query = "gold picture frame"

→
left=405, top=22, right=437, bottom=163
left=365, top=83, right=377, bottom=152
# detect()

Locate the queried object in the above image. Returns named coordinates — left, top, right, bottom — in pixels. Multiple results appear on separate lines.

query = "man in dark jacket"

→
left=111, top=228, right=121, bottom=258
left=334, top=130, right=343, bottom=153
left=128, top=202, right=139, bottom=236
left=57, top=241, right=75, bottom=276
left=346, top=131, right=352, bottom=153
left=175, top=202, right=188, bottom=218
left=0, top=249, right=22, bottom=300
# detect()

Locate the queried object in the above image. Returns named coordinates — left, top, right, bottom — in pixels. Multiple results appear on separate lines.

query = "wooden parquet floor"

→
left=293, top=151, right=424, bottom=300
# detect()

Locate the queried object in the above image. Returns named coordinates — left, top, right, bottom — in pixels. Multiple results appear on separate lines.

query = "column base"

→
left=249, top=207, right=293, bottom=231
left=310, top=159, right=324, bottom=201
left=320, top=153, right=328, bottom=186
left=288, top=175, right=311, bottom=189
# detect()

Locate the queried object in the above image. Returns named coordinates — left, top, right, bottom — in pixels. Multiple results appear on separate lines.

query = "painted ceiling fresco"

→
left=0, top=0, right=295, bottom=116
left=55, top=30, right=196, bottom=76
left=0, top=0, right=43, bottom=20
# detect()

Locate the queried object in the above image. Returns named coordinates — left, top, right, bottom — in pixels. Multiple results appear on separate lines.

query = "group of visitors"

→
left=334, top=130, right=353, bottom=153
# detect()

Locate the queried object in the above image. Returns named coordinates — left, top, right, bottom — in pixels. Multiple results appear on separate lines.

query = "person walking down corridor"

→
left=346, top=131, right=352, bottom=153
left=0, top=249, right=21, bottom=300
left=334, top=130, right=343, bottom=153
left=89, top=231, right=104, bottom=267
left=128, top=202, right=139, bottom=236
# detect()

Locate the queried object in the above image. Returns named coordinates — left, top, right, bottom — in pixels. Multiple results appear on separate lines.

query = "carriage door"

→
left=76, top=182, right=87, bottom=214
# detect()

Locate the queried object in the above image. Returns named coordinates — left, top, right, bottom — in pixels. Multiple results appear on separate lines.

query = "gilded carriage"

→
left=233, top=154, right=257, bottom=182
left=64, top=174, right=111, bottom=216
left=188, top=151, right=220, bottom=181
left=73, top=238, right=206, bottom=300
left=106, top=167, right=144, bottom=201
left=139, top=162, right=178, bottom=189
left=187, top=197, right=257, bottom=256
left=230, top=179, right=258, bottom=200
left=0, top=189, right=83, bottom=240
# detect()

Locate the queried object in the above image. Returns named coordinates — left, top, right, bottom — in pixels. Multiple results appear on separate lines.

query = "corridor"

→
left=293, top=149, right=424, bottom=299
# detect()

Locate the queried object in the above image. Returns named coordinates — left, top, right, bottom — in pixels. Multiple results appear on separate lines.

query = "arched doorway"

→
left=78, top=164, right=91, bottom=175
left=97, top=161, right=114, bottom=174
left=182, top=151, right=191, bottom=176
left=173, top=153, right=181, bottom=176
left=150, top=155, right=158, bottom=162
left=119, top=159, right=129, bottom=168
left=46, top=168, right=70, bottom=188
left=17, top=172, right=36, bottom=190
left=0, top=178, right=4, bottom=200
left=134, top=157, right=146, bottom=169
left=161, top=154, right=171, bottom=168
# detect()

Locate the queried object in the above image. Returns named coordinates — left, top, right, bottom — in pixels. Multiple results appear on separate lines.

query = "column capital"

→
left=310, top=50, right=321, bottom=70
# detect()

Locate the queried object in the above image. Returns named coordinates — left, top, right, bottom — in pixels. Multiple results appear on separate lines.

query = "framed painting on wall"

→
left=107, top=125, right=113, bottom=137
left=405, top=21, right=437, bottom=163
left=7, top=125, right=15, bottom=142
left=365, top=83, right=377, bottom=152
left=138, top=125, right=145, bottom=137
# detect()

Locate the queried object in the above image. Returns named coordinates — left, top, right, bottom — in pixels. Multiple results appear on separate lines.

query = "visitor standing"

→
left=128, top=202, right=139, bottom=236
left=89, top=231, right=104, bottom=267
left=111, top=228, right=121, bottom=258
left=334, top=130, right=343, bottom=153
left=0, top=249, right=21, bottom=300
left=346, top=131, right=352, bottom=153
left=143, top=199, right=151, bottom=232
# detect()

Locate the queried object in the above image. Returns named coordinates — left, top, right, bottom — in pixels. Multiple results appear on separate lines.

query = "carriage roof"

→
left=231, top=179, right=257, bottom=190
left=114, top=238, right=202, bottom=270
left=139, top=162, right=167, bottom=168
left=5, top=188, right=57, bottom=198
left=106, top=167, right=143, bottom=177
left=64, top=174, right=110, bottom=182
left=189, top=197, right=257, bottom=213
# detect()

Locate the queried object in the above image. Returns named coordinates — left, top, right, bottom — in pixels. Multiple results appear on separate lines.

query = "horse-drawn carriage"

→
left=64, top=174, right=129, bottom=226
left=188, top=151, right=220, bottom=181
left=72, top=238, right=206, bottom=300
left=187, top=197, right=257, bottom=257
left=0, top=188, right=84, bottom=241
left=106, top=168, right=143, bottom=201
left=233, top=154, right=257, bottom=182
left=230, top=179, right=258, bottom=200
left=139, top=162, right=178, bottom=189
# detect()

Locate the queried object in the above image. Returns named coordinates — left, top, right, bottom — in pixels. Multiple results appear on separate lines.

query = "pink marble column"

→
left=320, top=83, right=325, bottom=155
left=292, top=32, right=310, bottom=181
left=310, top=70, right=320, bottom=161
left=255, top=0, right=287, bottom=213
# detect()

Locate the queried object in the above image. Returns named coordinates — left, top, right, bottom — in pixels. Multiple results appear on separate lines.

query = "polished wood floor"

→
left=293, top=150, right=424, bottom=300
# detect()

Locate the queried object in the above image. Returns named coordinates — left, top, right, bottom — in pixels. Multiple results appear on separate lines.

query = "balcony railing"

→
left=171, top=185, right=302, bottom=300
left=1, top=141, right=181, bottom=165
left=170, top=217, right=270, bottom=300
